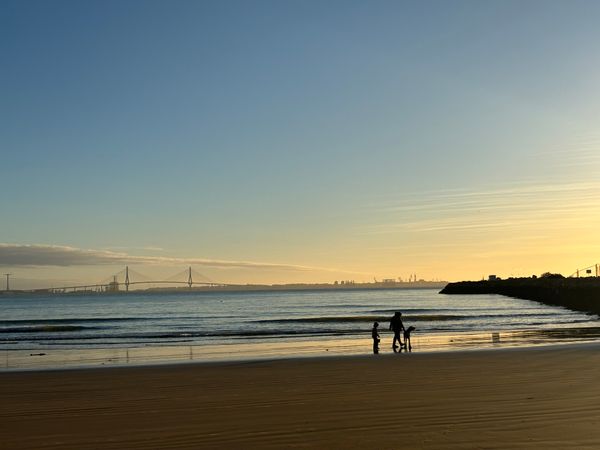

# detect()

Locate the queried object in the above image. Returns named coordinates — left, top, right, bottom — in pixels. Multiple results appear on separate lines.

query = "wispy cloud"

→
left=102, top=246, right=164, bottom=252
left=360, top=180, right=600, bottom=236
left=532, top=131, right=600, bottom=169
left=0, top=244, right=329, bottom=272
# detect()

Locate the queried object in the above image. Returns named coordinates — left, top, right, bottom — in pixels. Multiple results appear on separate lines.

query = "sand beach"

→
left=3, top=344, right=600, bottom=449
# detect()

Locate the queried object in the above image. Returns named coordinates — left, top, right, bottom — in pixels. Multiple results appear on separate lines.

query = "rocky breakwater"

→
left=440, top=276, right=600, bottom=316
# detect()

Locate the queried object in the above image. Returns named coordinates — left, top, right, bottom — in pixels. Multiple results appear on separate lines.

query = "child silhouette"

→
left=372, top=321, right=380, bottom=354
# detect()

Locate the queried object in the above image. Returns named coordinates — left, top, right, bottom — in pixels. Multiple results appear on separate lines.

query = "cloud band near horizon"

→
left=0, top=244, right=329, bottom=272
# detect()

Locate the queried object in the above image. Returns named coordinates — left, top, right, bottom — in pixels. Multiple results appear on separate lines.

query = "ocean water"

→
left=2, top=288, right=600, bottom=368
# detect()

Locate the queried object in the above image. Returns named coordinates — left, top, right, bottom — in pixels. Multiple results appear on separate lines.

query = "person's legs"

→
left=393, top=331, right=400, bottom=348
left=398, top=331, right=405, bottom=349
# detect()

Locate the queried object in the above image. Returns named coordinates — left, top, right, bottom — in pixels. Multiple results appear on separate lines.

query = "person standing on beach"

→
left=389, top=312, right=405, bottom=350
left=372, top=321, right=380, bottom=354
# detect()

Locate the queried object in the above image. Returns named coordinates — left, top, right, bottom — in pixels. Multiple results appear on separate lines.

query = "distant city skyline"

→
left=3, top=1, right=600, bottom=288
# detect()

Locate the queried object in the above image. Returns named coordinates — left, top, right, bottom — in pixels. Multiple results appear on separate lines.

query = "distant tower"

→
left=107, top=276, right=120, bottom=292
left=125, top=266, right=130, bottom=292
left=4, top=273, right=11, bottom=292
left=187, top=267, right=193, bottom=288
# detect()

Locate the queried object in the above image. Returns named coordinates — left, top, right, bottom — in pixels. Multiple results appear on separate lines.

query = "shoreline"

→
left=4, top=327, right=600, bottom=372
left=3, top=344, right=600, bottom=449
left=6, top=339, right=600, bottom=373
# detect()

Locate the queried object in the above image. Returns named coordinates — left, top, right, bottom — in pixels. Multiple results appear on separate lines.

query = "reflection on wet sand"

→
left=5, top=325, right=600, bottom=370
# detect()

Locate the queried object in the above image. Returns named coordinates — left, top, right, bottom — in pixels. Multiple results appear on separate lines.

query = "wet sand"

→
left=2, top=344, right=600, bottom=449
left=7, top=328, right=600, bottom=371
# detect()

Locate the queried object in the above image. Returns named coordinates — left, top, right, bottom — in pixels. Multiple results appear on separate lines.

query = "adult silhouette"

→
left=389, top=311, right=405, bottom=350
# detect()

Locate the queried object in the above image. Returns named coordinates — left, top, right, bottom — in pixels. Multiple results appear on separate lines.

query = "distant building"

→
left=488, top=275, right=498, bottom=281
left=106, top=277, right=120, bottom=292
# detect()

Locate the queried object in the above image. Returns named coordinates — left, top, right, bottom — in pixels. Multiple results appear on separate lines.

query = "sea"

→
left=2, top=288, right=600, bottom=370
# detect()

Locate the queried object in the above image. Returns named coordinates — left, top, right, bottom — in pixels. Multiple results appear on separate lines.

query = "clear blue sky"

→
left=2, top=0, right=600, bottom=286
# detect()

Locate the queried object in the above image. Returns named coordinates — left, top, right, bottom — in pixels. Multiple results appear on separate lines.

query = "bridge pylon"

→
left=125, top=266, right=130, bottom=292
left=187, top=267, right=193, bottom=289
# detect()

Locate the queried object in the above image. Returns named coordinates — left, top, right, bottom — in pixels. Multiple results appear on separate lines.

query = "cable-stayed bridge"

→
left=32, top=267, right=228, bottom=293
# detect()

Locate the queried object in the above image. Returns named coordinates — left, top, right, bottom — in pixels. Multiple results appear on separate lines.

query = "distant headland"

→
left=0, top=279, right=447, bottom=297
left=441, top=274, right=600, bottom=316
left=145, top=279, right=447, bottom=293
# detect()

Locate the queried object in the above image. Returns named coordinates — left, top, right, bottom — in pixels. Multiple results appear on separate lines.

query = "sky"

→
left=2, top=0, right=600, bottom=288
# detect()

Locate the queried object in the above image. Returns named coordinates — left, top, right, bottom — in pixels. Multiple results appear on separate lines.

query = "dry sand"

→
left=2, top=345, right=600, bottom=449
